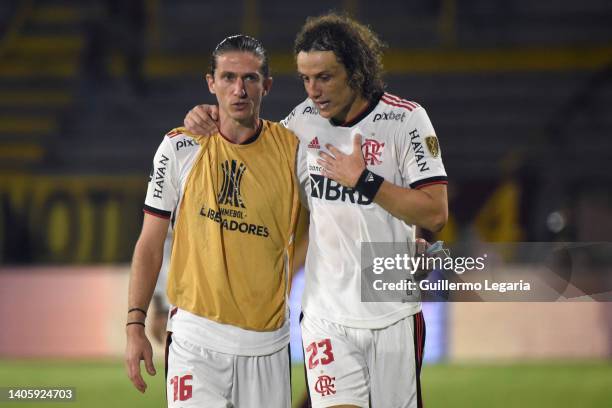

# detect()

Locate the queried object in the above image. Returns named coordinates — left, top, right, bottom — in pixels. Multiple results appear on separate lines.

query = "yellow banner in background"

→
left=0, top=174, right=148, bottom=263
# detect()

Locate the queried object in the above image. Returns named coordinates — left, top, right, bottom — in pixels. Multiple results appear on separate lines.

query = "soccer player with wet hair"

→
left=126, top=34, right=302, bottom=407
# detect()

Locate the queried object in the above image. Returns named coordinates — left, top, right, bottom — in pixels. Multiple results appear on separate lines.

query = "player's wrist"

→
left=126, top=321, right=146, bottom=335
left=354, top=169, right=384, bottom=199
left=348, top=164, right=366, bottom=187
left=128, top=307, right=148, bottom=317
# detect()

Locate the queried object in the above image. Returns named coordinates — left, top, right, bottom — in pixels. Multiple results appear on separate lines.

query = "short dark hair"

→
left=210, top=34, right=269, bottom=78
left=294, top=13, right=386, bottom=100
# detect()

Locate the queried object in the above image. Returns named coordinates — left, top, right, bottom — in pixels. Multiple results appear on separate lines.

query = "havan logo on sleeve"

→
left=409, top=129, right=430, bottom=172
left=152, top=154, right=169, bottom=199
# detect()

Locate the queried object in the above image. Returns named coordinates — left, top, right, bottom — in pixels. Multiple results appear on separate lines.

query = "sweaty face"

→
left=296, top=50, right=360, bottom=123
left=207, top=51, right=271, bottom=124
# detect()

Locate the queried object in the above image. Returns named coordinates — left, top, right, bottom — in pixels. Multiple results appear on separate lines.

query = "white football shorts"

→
left=166, top=333, right=291, bottom=407
left=300, top=311, right=425, bottom=408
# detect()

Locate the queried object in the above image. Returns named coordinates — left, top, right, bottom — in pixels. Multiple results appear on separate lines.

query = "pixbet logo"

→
left=302, top=106, right=320, bottom=115
left=373, top=111, right=406, bottom=122
left=176, top=138, right=196, bottom=151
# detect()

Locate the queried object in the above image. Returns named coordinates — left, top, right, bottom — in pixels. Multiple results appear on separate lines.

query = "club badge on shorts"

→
left=425, top=136, right=440, bottom=158
left=314, top=374, right=336, bottom=396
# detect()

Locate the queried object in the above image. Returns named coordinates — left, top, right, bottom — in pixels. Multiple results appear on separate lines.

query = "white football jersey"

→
left=283, top=92, right=448, bottom=329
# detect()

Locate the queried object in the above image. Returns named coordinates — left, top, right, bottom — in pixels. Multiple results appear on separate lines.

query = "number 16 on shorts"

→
left=169, top=374, right=193, bottom=402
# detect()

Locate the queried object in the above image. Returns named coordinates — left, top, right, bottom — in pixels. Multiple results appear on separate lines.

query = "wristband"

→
left=126, top=321, right=145, bottom=327
left=128, top=307, right=147, bottom=317
left=354, top=169, right=384, bottom=199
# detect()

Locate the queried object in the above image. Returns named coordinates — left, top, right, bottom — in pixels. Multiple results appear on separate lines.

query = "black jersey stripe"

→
left=143, top=204, right=171, bottom=219
left=410, top=176, right=448, bottom=190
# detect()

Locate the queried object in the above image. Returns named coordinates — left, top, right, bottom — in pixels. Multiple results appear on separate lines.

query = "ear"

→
left=206, top=73, right=215, bottom=94
left=262, top=76, right=273, bottom=96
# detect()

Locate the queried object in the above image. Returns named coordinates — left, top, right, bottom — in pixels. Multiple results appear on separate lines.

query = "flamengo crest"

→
left=362, top=138, right=385, bottom=165
left=314, top=374, right=336, bottom=396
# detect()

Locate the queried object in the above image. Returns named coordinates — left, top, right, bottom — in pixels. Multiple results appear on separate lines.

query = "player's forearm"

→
left=373, top=181, right=448, bottom=232
left=293, top=206, right=310, bottom=269
left=128, top=239, right=164, bottom=317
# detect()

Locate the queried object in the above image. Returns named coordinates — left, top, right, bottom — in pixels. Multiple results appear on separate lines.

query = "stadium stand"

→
left=0, top=0, right=610, bottom=256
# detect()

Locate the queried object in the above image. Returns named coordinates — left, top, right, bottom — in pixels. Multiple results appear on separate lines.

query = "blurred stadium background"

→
left=1, top=0, right=611, bottom=407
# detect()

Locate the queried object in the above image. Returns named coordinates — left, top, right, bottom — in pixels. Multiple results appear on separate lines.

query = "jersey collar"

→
left=241, top=119, right=263, bottom=145
left=218, top=119, right=263, bottom=145
left=329, top=92, right=383, bottom=128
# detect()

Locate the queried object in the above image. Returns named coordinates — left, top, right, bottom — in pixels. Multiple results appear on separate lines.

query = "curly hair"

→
left=294, top=13, right=386, bottom=100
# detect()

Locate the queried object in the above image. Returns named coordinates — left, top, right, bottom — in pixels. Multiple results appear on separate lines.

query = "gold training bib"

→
left=168, top=121, right=300, bottom=331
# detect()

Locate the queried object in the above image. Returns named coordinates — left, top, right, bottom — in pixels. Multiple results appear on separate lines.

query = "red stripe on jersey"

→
left=381, top=96, right=414, bottom=111
left=419, top=312, right=424, bottom=361
left=383, top=92, right=401, bottom=101
left=165, top=331, right=172, bottom=380
left=413, top=311, right=425, bottom=408
left=405, top=100, right=418, bottom=109
left=165, top=129, right=182, bottom=138
left=381, top=94, right=417, bottom=110
left=416, top=313, right=420, bottom=356
left=415, top=180, right=448, bottom=189
left=381, top=98, right=414, bottom=111
left=143, top=209, right=171, bottom=219
left=384, top=93, right=419, bottom=109
left=416, top=313, right=421, bottom=362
